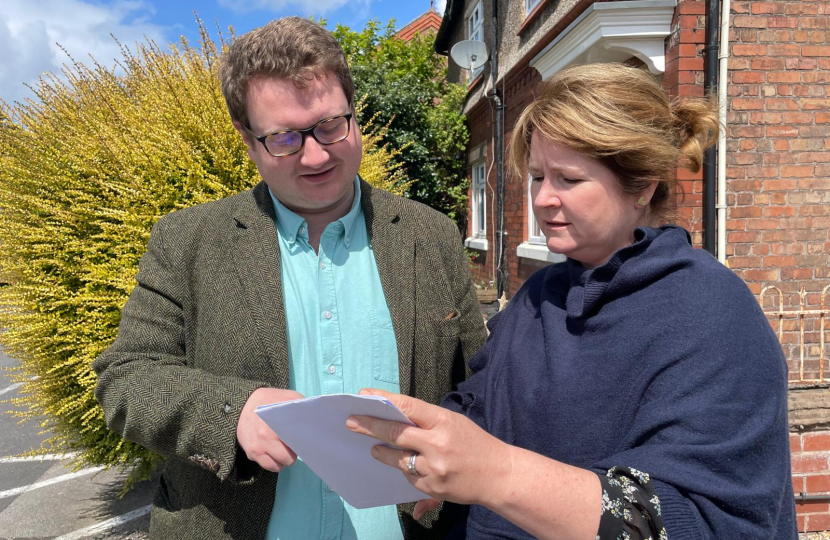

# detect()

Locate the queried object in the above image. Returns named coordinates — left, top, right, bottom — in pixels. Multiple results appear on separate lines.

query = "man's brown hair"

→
left=218, top=17, right=355, bottom=129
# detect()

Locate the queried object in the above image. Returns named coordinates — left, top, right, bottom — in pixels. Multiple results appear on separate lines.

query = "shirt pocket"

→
left=370, top=309, right=400, bottom=385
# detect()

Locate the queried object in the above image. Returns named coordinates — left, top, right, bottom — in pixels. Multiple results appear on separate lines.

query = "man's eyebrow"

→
left=261, top=111, right=351, bottom=134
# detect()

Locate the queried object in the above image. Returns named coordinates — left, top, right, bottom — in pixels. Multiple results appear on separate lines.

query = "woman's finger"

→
left=347, top=414, right=415, bottom=447
left=358, top=388, right=443, bottom=428
left=370, top=444, right=414, bottom=474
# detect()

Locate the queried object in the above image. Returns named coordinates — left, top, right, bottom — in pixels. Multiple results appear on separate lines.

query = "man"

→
left=93, top=16, right=485, bottom=540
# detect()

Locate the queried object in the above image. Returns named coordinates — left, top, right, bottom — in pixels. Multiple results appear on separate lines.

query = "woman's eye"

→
left=562, top=177, right=581, bottom=184
left=530, top=176, right=543, bottom=183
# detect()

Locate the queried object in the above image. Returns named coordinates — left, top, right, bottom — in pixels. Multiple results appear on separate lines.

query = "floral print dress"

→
left=597, top=466, right=668, bottom=540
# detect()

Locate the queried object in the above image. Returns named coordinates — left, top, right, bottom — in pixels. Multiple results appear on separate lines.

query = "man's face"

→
left=234, top=73, right=362, bottom=216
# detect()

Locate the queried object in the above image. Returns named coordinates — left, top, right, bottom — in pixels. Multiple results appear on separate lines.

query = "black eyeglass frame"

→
left=247, top=113, right=353, bottom=157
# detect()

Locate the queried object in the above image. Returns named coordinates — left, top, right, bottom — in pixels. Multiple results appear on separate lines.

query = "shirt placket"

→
left=318, top=223, right=345, bottom=540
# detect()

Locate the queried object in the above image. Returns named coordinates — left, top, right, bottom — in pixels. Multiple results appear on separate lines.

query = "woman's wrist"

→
left=476, top=440, right=516, bottom=510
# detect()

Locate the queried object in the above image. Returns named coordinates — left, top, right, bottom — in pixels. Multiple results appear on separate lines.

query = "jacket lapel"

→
left=231, top=182, right=291, bottom=389
left=362, top=181, right=416, bottom=396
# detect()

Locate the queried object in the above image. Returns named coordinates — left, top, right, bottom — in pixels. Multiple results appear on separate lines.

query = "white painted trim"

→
left=0, top=466, right=105, bottom=499
left=0, top=453, right=79, bottom=463
left=0, top=382, right=23, bottom=397
left=530, top=0, right=676, bottom=77
left=517, top=242, right=566, bottom=263
left=54, top=505, right=152, bottom=540
left=465, top=237, right=489, bottom=251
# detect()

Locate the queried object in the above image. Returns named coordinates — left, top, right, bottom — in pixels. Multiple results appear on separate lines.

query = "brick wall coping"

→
left=790, top=387, right=830, bottom=432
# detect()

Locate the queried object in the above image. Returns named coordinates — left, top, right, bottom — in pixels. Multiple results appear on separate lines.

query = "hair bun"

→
left=672, top=98, right=720, bottom=173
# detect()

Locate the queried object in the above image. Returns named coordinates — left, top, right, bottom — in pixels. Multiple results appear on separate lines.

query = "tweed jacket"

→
left=93, top=180, right=486, bottom=540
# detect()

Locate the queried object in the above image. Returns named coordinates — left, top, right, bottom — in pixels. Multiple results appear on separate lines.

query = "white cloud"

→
left=217, top=0, right=372, bottom=16
left=0, top=0, right=168, bottom=107
left=434, top=0, right=447, bottom=15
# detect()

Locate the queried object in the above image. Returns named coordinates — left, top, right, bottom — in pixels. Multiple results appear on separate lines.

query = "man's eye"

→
left=563, top=177, right=581, bottom=184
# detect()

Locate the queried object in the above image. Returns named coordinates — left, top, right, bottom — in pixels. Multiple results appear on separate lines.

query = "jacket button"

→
left=223, top=403, right=232, bottom=413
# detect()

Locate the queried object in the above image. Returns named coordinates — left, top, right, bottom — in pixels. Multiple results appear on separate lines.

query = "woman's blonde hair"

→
left=508, top=63, right=719, bottom=224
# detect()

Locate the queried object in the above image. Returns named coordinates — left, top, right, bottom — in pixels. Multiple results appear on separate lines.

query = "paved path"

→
left=0, top=348, right=153, bottom=539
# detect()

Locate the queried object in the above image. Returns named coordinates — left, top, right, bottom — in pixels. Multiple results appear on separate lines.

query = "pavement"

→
left=0, top=348, right=153, bottom=540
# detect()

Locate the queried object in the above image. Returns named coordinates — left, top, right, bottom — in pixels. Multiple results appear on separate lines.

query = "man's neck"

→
left=290, top=186, right=356, bottom=252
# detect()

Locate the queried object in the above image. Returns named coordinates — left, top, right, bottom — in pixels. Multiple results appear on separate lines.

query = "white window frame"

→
left=517, top=174, right=566, bottom=263
left=471, top=161, right=487, bottom=239
left=466, top=1, right=484, bottom=80
left=525, top=0, right=543, bottom=15
left=526, top=174, right=545, bottom=245
left=465, top=161, right=488, bottom=251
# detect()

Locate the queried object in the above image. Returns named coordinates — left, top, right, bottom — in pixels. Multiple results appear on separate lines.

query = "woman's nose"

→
left=534, top=181, right=562, bottom=208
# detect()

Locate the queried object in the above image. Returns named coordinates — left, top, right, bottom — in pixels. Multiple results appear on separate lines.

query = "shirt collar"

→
left=268, top=177, right=362, bottom=246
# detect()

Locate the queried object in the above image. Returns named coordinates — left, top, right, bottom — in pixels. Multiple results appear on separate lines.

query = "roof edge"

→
left=434, top=0, right=466, bottom=55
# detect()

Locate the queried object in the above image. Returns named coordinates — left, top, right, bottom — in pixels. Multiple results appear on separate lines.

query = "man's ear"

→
left=232, top=120, right=255, bottom=152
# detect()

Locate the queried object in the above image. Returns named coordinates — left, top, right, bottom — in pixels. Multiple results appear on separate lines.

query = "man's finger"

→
left=256, top=454, right=284, bottom=473
left=358, top=388, right=441, bottom=428
left=269, top=445, right=297, bottom=467
left=413, top=499, right=441, bottom=520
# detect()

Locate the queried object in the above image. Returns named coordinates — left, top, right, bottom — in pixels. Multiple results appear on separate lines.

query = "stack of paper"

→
left=255, top=394, right=429, bottom=509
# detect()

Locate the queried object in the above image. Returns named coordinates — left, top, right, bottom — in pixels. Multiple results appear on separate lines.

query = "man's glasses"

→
left=248, top=113, right=353, bottom=157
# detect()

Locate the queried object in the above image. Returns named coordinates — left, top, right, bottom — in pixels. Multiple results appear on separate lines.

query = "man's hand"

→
left=237, top=387, right=304, bottom=472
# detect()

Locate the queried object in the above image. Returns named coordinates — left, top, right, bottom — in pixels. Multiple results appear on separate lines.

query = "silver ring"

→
left=407, top=451, right=420, bottom=476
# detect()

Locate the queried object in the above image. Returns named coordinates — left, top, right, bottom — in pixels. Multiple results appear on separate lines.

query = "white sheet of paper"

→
left=255, top=394, right=429, bottom=509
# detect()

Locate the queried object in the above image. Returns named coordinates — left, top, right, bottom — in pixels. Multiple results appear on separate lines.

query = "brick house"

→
left=434, top=0, right=830, bottom=533
left=396, top=3, right=443, bottom=41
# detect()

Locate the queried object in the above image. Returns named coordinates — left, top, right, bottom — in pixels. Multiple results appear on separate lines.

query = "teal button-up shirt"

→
left=266, top=179, right=404, bottom=540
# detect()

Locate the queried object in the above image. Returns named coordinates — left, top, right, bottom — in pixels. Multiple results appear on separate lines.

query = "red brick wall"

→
left=791, top=431, right=830, bottom=533
left=663, top=0, right=707, bottom=245
left=725, top=0, right=830, bottom=299
left=466, top=64, right=544, bottom=294
left=466, top=99, right=496, bottom=288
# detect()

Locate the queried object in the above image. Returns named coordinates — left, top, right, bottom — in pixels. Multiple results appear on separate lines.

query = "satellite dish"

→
left=450, top=40, right=489, bottom=72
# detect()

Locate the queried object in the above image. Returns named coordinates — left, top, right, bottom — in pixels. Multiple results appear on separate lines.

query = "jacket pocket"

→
left=370, top=309, right=400, bottom=385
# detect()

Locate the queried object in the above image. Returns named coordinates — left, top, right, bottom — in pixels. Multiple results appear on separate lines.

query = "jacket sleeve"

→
left=92, top=216, right=269, bottom=483
left=443, top=221, right=488, bottom=379
left=592, top=291, right=795, bottom=539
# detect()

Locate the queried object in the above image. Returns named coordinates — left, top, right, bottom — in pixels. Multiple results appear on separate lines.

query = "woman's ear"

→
left=636, top=182, right=660, bottom=208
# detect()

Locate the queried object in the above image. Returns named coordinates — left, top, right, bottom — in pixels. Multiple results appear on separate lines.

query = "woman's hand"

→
left=345, top=388, right=513, bottom=515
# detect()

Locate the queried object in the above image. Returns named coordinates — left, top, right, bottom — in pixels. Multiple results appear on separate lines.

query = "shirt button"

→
left=320, top=262, right=327, bottom=269
left=300, top=227, right=306, bottom=234
left=328, top=365, right=337, bottom=374
left=327, top=484, right=334, bottom=492
left=323, top=310, right=332, bottom=319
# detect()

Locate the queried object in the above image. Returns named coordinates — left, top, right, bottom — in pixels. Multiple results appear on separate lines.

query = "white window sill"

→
left=517, top=242, right=566, bottom=263
left=465, top=237, right=489, bottom=251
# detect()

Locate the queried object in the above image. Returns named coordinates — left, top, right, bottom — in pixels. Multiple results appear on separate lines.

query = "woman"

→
left=346, top=63, right=797, bottom=539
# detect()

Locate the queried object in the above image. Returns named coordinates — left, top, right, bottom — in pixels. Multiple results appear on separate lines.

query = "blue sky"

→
left=0, top=0, right=445, bottom=106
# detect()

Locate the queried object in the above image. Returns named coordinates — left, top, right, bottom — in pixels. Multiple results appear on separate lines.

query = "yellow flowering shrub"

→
left=0, top=23, right=411, bottom=483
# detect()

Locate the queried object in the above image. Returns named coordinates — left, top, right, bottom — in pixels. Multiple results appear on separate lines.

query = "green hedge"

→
left=0, top=22, right=409, bottom=485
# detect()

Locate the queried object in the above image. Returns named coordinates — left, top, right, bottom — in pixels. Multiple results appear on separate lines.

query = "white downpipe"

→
left=717, top=0, right=731, bottom=264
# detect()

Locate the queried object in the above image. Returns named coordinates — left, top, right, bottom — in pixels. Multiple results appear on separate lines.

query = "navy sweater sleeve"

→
left=435, top=226, right=797, bottom=540
left=440, top=311, right=505, bottom=429
left=593, top=267, right=794, bottom=539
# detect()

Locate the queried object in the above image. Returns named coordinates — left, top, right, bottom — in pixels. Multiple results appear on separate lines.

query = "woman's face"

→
left=528, top=133, right=654, bottom=269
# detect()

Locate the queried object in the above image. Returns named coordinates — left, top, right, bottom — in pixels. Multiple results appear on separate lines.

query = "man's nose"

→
left=300, top=135, right=330, bottom=168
